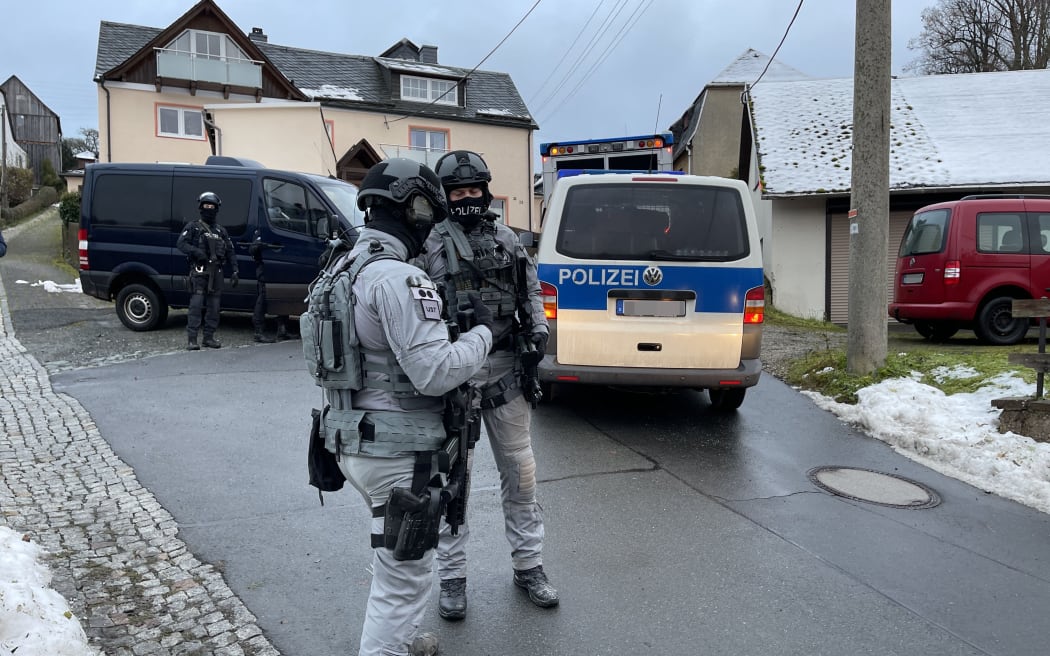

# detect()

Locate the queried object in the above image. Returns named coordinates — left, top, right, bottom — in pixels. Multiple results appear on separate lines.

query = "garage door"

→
left=829, top=211, right=911, bottom=324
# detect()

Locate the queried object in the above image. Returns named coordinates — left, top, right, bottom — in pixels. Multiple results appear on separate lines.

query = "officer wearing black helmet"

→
left=417, top=150, right=558, bottom=619
left=176, top=191, right=237, bottom=350
left=305, top=158, right=492, bottom=656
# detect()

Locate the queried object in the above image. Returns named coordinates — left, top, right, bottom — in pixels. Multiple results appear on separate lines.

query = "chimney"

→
left=249, top=27, right=268, bottom=43
left=419, top=45, right=438, bottom=64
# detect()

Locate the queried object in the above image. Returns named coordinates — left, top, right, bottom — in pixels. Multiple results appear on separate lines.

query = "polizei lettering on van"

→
left=558, top=267, right=640, bottom=286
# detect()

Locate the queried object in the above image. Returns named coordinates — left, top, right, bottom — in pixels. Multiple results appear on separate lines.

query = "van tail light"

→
left=744, top=286, right=765, bottom=324
left=78, top=228, right=89, bottom=270
left=540, top=281, right=557, bottom=320
left=944, top=260, right=960, bottom=285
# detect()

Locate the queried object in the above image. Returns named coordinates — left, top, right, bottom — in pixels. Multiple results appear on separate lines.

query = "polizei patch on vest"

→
left=407, top=276, right=442, bottom=321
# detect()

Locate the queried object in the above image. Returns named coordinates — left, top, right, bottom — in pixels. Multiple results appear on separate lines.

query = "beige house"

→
left=94, top=0, right=539, bottom=230
left=670, top=51, right=1050, bottom=323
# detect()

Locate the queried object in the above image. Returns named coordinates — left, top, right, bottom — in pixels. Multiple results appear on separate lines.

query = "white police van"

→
left=535, top=172, right=764, bottom=410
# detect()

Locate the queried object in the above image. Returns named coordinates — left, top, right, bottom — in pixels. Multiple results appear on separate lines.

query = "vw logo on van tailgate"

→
left=642, top=266, right=663, bottom=286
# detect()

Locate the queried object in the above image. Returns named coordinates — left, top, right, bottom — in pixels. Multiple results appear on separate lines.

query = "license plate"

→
left=616, top=299, right=686, bottom=317
left=902, top=272, right=924, bottom=284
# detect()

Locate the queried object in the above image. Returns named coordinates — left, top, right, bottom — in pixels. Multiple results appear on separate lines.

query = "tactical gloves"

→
left=230, top=272, right=239, bottom=288
left=464, top=291, right=494, bottom=332
left=530, top=331, right=549, bottom=359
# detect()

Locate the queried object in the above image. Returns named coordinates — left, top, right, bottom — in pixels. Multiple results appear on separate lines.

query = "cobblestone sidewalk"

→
left=0, top=268, right=279, bottom=655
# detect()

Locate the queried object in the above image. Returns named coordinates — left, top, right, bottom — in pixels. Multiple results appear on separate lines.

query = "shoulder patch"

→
left=407, top=275, right=442, bottom=321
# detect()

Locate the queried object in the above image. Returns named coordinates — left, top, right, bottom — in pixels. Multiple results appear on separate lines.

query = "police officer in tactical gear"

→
left=418, top=150, right=558, bottom=620
left=248, top=230, right=293, bottom=343
left=176, top=191, right=237, bottom=350
left=308, top=158, right=493, bottom=656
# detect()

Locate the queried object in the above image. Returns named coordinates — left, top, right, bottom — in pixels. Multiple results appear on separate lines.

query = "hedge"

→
left=0, top=186, right=59, bottom=223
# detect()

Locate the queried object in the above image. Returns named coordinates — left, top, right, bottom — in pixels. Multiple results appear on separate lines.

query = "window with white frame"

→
left=409, top=128, right=447, bottom=152
left=400, top=75, right=457, bottom=105
left=166, top=29, right=248, bottom=61
left=157, top=105, right=205, bottom=140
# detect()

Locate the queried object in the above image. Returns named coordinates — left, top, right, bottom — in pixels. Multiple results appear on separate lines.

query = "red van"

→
left=889, top=194, right=1050, bottom=345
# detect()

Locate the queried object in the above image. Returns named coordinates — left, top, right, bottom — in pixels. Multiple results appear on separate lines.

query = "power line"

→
left=535, top=0, right=652, bottom=125
left=526, top=0, right=607, bottom=107
left=750, top=0, right=805, bottom=89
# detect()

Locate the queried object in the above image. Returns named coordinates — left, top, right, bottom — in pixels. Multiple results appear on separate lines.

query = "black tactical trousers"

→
left=252, top=264, right=267, bottom=333
left=187, top=274, right=222, bottom=339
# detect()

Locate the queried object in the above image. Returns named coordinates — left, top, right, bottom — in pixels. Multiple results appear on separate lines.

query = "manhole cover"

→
left=807, top=466, right=941, bottom=509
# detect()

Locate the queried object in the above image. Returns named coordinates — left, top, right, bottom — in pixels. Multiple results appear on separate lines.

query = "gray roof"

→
left=750, top=68, right=1050, bottom=196
left=95, top=21, right=536, bottom=129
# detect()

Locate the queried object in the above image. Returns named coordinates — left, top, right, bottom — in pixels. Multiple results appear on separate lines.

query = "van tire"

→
left=975, top=296, right=1027, bottom=345
left=708, top=388, right=745, bottom=411
left=116, top=284, right=168, bottom=332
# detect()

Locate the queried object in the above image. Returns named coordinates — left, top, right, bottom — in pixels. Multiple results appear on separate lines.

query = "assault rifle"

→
left=439, top=294, right=482, bottom=536
left=197, top=222, right=226, bottom=294
left=516, top=254, right=544, bottom=408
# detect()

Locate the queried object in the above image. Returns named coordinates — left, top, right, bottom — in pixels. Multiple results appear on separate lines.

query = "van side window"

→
left=93, top=174, right=171, bottom=229
left=1036, top=213, right=1050, bottom=254
left=172, top=177, right=252, bottom=238
left=263, top=178, right=327, bottom=238
left=976, top=213, right=1025, bottom=253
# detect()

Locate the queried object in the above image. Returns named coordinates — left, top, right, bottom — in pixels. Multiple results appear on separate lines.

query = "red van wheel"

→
left=975, top=297, right=1028, bottom=345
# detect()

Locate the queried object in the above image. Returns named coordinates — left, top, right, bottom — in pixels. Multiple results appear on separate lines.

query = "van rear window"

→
left=92, top=174, right=171, bottom=229
left=555, top=183, right=749, bottom=261
left=899, top=209, right=949, bottom=256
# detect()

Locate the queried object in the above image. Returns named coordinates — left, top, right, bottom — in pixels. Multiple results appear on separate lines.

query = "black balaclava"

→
left=366, top=201, right=433, bottom=259
left=200, top=205, right=218, bottom=224
left=448, top=192, right=489, bottom=232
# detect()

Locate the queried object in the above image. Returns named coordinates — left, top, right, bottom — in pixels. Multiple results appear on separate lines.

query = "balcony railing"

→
left=378, top=144, right=449, bottom=169
left=155, top=47, right=263, bottom=88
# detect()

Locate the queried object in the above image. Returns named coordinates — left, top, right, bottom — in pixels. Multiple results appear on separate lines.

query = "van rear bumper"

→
left=538, top=357, right=761, bottom=389
left=79, top=271, right=112, bottom=300
left=889, top=302, right=974, bottom=322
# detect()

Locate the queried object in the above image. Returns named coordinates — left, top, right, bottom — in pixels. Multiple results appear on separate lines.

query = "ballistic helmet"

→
left=434, top=150, right=493, bottom=205
left=198, top=191, right=221, bottom=209
left=356, top=158, right=448, bottom=226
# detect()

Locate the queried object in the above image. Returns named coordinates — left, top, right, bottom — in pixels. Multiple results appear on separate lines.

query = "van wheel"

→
left=914, top=321, right=959, bottom=342
left=975, top=296, right=1028, bottom=345
left=708, top=388, right=745, bottom=411
left=116, top=284, right=168, bottom=332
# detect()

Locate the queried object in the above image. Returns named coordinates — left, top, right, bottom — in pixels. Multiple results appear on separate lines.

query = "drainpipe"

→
left=202, top=111, right=221, bottom=156
left=100, top=79, right=112, bottom=162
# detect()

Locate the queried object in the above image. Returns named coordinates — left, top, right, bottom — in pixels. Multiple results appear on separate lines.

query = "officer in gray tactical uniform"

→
left=418, top=150, right=558, bottom=620
left=306, top=158, right=493, bottom=656
left=176, top=191, right=237, bottom=350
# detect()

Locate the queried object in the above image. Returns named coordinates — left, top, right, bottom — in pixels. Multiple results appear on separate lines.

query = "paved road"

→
left=3, top=211, right=1050, bottom=655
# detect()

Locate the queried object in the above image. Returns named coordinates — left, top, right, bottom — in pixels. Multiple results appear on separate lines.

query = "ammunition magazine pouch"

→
left=321, top=402, right=446, bottom=457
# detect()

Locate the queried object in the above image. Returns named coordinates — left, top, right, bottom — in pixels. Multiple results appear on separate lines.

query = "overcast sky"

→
left=3, top=0, right=935, bottom=167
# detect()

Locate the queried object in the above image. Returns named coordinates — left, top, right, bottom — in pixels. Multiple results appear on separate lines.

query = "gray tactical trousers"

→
left=340, top=454, right=434, bottom=656
left=436, top=352, right=545, bottom=579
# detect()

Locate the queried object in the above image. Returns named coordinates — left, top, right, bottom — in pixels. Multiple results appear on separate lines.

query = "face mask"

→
left=200, top=206, right=218, bottom=223
left=449, top=196, right=488, bottom=231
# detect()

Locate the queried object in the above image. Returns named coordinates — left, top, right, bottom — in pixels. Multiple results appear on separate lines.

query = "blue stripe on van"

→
left=538, top=263, right=763, bottom=313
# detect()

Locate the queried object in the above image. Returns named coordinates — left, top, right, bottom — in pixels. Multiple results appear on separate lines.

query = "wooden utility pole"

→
left=847, top=0, right=892, bottom=374
left=1, top=103, right=7, bottom=212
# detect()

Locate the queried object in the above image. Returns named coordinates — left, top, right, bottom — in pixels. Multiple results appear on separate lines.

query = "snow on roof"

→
left=299, top=84, right=364, bottom=101
left=711, top=48, right=810, bottom=86
left=74, top=151, right=96, bottom=160
left=750, top=68, right=1050, bottom=196
left=375, top=56, right=459, bottom=77
left=477, top=107, right=530, bottom=119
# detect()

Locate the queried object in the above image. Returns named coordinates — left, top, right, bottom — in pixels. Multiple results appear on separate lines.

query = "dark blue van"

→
left=78, top=158, right=362, bottom=331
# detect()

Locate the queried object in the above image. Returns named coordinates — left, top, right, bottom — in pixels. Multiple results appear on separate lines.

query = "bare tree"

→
left=79, top=128, right=100, bottom=157
left=905, top=0, right=1050, bottom=74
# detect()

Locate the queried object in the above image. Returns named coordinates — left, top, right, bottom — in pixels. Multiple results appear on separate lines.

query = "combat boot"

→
left=513, top=565, right=559, bottom=608
left=187, top=339, right=200, bottom=351
left=409, top=631, right=439, bottom=655
left=254, top=332, right=275, bottom=343
left=438, top=577, right=466, bottom=620
left=275, top=322, right=291, bottom=341
left=202, top=336, right=222, bottom=349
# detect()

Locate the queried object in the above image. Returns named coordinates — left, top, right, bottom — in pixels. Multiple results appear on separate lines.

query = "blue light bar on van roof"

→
left=556, top=169, right=684, bottom=179
left=540, top=132, right=674, bottom=157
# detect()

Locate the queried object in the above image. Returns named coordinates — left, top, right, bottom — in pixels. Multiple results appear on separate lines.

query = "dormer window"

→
left=401, top=75, right=457, bottom=106
left=167, top=29, right=248, bottom=61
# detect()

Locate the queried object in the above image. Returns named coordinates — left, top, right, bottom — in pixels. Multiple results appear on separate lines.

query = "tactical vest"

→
left=434, top=220, right=518, bottom=320
left=301, top=244, right=447, bottom=457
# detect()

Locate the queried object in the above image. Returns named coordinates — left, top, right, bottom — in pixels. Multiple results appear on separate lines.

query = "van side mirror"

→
left=517, top=231, right=535, bottom=248
left=313, top=213, right=332, bottom=239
